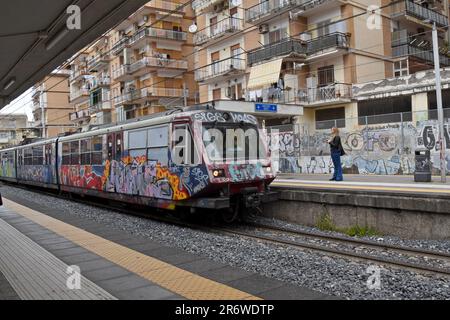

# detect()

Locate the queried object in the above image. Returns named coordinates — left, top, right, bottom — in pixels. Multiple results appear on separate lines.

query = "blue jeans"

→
left=331, top=151, right=343, bottom=181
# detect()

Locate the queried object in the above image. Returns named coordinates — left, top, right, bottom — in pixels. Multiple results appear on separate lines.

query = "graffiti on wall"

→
left=268, top=121, right=450, bottom=175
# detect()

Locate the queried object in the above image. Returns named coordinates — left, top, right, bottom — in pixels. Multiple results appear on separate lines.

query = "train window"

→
left=91, top=136, right=103, bottom=165
left=147, top=147, right=168, bottom=167
left=148, top=126, right=168, bottom=148
left=44, top=145, right=52, bottom=165
left=81, top=138, right=92, bottom=165
left=62, top=142, right=71, bottom=165
left=32, top=146, right=44, bottom=165
left=24, top=148, right=33, bottom=165
left=129, top=130, right=147, bottom=149
left=70, top=141, right=80, bottom=165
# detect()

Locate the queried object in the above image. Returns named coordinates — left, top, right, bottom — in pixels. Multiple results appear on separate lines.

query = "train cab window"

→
left=173, top=124, right=198, bottom=165
left=81, top=139, right=92, bottom=165
left=62, top=142, right=71, bottom=165
left=44, top=145, right=52, bottom=165
left=91, top=136, right=103, bottom=165
left=70, top=141, right=80, bottom=165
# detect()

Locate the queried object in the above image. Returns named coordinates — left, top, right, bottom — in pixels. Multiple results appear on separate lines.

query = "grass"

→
left=316, top=213, right=381, bottom=237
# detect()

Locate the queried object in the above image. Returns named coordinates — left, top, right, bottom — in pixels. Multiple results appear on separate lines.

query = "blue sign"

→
left=255, top=103, right=278, bottom=113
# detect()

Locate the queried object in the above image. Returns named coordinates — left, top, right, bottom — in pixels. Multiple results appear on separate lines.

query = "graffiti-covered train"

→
left=0, top=107, right=277, bottom=221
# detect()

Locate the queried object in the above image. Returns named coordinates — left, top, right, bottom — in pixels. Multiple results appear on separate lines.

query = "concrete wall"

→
left=263, top=189, right=450, bottom=240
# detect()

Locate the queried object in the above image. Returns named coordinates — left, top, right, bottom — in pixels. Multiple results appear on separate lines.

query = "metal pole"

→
left=400, top=112, right=404, bottom=155
left=432, top=22, right=447, bottom=183
left=183, top=82, right=188, bottom=108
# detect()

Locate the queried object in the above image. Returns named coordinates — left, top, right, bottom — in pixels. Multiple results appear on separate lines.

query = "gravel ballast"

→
left=0, top=184, right=449, bottom=300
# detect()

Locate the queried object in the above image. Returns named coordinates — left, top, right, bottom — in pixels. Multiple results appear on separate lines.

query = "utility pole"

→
left=432, top=22, right=447, bottom=183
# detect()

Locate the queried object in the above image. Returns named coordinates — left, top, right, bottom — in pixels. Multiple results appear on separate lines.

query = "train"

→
left=0, top=107, right=278, bottom=222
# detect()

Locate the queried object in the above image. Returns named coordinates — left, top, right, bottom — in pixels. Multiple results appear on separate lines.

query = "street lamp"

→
left=431, top=22, right=447, bottom=183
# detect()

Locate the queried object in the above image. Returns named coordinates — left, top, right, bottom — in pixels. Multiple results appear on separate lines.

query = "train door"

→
left=107, top=132, right=123, bottom=163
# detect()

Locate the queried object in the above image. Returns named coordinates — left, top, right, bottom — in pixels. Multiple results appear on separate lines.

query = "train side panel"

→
left=0, top=149, right=17, bottom=182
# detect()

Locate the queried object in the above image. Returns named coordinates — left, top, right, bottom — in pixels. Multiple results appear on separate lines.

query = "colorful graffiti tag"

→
left=268, top=122, right=450, bottom=175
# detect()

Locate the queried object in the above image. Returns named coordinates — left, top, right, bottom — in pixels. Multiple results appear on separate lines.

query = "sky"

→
left=0, top=88, right=33, bottom=121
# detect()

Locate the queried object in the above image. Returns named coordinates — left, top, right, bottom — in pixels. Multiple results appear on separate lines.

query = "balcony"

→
left=89, top=101, right=112, bottom=114
left=392, top=43, right=450, bottom=66
left=112, top=65, right=134, bottom=82
left=113, top=91, right=142, bottom=106
left=111, top=37, right=130, bottom=56
left=194, top=17, right=243, bottom=46
left=298, top=83, right=353, bottom=106
left=87, top=53, right=110, bottom=72
left=69, top=68, right=88, bottom=82
left=248, top=38, right=305, bottom=66
left=90, top=77, right=111, bottom=91
left=192, top=0, right=225, bottom=12
left=70, top=109, right=90, bottom=122
left=246, top=0, right=300, bottom=23
left=70, top=88, right=90, bottom=103
left=306, top=32, right=350, bottom=58
left=195, top=57, right=246, bottom=83
left=128, top=27, right=187, bottom=49
left=141, top=87, right=187, bottom=99
left=391, top=0, right=447, bottom=28
left=129, top=57, right=188, bottom=77
left=147, top=0, right=184, bottom=12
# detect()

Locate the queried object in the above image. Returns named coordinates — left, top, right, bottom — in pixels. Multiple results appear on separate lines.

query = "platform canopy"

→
left=0, top=0, right=149, bottom=109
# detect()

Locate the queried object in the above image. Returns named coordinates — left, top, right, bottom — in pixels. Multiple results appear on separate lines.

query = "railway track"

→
left=3, top=181, right=450, bottom=279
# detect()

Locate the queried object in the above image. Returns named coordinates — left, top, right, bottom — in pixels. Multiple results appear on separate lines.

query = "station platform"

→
left=273, top=174, right=450, bottom=197
left=0, top=197, right=332, bottom=300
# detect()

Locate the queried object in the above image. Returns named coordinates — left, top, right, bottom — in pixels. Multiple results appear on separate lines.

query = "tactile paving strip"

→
left=2, top=198, right=260, bottom=300
left=0, top=207, right=116, bottom=300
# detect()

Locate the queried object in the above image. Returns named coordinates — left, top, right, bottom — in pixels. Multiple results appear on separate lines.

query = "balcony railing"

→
left=297, top=83, right=353, bottom=104
left=248, top=38, right=305, bottom=65
left=129, top=27, right=187, bottom=47
left=90, top=77, right=111, bottom=90
left=392, top=43, right=450, bottom=66
left=192, top=0, right=224, bottom=11
left=248, top=33, right=350, bottom=65
left=194, top=17, right=243, bottom=45
left=69, top=69, right=88, bottom=82
left=87, top=53, right=110, bottom=71
left=112, top=65, right=131, bottom=80
left=70, top=109, right=90, bottom=121
left=90, top=101, right=112, bottom=114
left=129, top=57, right=188, bottom=74
left=195, top=57, right=246, bottom=82
left=70, top=88, right=90, bottom=102
left=246, top=0, right=298, bottom=23
left=150, top=0, right=184, bottom=11
left=141, top=87, right=187, bottom=98
left=113, top=91, right=142, bottom=105
left=111, top=37, right=129, bottom=55
left=391, top=0, right=448, bottom=27
left=306, top=32, right=350, bottom=55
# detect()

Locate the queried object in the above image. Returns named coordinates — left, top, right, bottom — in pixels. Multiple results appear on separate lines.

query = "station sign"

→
left=255, top=103, right=278, bottom=113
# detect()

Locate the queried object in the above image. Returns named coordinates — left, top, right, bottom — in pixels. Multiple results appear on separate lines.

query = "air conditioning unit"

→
left=259, top=24, right=269, bottom=34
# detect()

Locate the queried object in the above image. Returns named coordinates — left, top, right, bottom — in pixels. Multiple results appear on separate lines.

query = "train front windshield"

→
left=202, top=123, right=267, bottom=163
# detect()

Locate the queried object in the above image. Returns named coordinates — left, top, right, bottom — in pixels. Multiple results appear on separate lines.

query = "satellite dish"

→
left=189, top=23, right=198, bottom=33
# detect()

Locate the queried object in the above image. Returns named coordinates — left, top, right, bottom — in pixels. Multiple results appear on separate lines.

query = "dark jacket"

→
left=329, top=135, right=345, bottom=155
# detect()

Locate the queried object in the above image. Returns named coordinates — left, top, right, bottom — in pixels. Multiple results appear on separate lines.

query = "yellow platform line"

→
left=1, top=198, right=260, bottom=300
left=272, top=182, right=450, bottom=195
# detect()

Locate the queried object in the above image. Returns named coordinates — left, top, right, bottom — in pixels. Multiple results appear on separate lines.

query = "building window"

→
left=213, top=88, right=221, bottom=101
left=358, top=96, right=412, bottom=124
left=318, top=66, right=335, bottom=86
left=315, top=107, right=346, bottom=130
left=394, top=59, right=408, bottom=77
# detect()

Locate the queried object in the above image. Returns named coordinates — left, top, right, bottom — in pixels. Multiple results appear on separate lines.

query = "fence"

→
left=266, top=109, right=450, bottom=175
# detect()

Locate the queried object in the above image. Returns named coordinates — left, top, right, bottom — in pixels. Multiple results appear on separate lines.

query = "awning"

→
left=247, top=59, right=283, bottom=89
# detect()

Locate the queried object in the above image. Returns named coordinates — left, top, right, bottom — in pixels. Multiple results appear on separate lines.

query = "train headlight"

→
left=212, top=169, right=225, bottom=178
left=264, top=166, right=272, bottom=174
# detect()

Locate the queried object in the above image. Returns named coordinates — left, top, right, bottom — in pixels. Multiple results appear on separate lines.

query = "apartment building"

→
left=0, top=114, right=30, bottom=149
left=192, top=0, right=450, bottom=127
left=32, top=71, right=75, bottom=138
left=68, top=1, right=198, bottom=129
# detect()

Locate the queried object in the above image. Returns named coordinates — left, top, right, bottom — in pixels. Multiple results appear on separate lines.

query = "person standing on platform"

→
left=328, top=127, right=345, bottom=181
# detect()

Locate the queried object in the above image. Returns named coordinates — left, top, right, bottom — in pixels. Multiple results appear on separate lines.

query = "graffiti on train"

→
left=194, top=112, right=258, bottom=125
left=268, top=122, right=450, bottom=175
